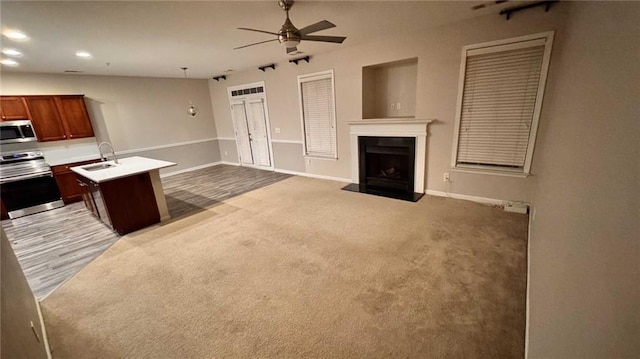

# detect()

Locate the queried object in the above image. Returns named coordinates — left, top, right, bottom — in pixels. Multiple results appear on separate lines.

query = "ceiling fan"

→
left=234, top=0, right=347, bottom=54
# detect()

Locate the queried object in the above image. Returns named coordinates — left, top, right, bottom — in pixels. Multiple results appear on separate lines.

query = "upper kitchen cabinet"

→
left=21, top=95, right=95, bottom=142
left=23, top=96, right=67, bottom=141
left=55, top=96, right=95, bottom=139
left=0, top=96, right=29, bottom=121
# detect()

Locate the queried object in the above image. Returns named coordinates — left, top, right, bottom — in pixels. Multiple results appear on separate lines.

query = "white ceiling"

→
left=0, top=1, right=514, bottom=79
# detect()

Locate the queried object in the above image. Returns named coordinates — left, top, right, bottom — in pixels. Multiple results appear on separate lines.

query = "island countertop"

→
left=71, top=156, right=176, bottom=183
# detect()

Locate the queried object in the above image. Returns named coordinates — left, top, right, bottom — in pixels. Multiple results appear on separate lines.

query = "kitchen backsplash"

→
left=0, top=137, right=100, bottom=165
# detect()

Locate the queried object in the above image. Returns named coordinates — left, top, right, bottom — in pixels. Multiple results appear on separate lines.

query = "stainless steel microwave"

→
left=0, top=120, right=38, bottom=144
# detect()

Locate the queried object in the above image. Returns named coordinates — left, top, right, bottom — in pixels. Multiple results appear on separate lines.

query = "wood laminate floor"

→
left=1, top=165, right=290, bottom=299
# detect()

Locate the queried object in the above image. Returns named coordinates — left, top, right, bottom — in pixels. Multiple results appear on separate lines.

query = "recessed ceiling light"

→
left=4, top=30, right=28, bottom=41
left=2, top=48, right=23, bottom=57
left=1, top=59, right=19, bottom=66
left=76, top=51, right=93, bottom=59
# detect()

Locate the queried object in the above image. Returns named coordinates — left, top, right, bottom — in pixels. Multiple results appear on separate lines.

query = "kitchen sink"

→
left=83, top=163, right=116, bottom=171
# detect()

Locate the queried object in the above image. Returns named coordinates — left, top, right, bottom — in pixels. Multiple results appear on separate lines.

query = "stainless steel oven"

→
left=0, top=151, right=64, bottom=219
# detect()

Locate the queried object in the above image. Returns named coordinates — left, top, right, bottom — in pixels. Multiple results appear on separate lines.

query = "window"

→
left=298, top=70, right=337, bottom=159
left=452, top=32, right=554, bottom=175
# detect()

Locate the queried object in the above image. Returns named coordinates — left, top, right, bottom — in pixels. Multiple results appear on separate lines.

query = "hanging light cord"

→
left=181, top=67, right=193, bottom=105
left=181, top=67, right=198, bottom=117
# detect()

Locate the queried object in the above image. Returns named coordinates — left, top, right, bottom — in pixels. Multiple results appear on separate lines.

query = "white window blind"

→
left=453, top=33, right=553, bottom=174
left=298, top=71, right=337, bottom=158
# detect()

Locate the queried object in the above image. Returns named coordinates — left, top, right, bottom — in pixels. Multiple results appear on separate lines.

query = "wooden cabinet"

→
left=76, top=173, right=160, bottom=235
left=23, top=97, right=67, bottom=141
left=0, top=97, right=29, bottom=121
left=1, top=200, right=8, bottom=220
left=1, top=95, right=94, bottom=142
left=52, top=159, right=101, bottom=204
left=55, top=96, right=95, bottom=139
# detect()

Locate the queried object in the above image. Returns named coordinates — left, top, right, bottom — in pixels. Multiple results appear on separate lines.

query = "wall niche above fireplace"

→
left=362, top=57, right=418, bottom=119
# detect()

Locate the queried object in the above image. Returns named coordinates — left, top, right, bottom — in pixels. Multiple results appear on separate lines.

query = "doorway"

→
left=227, top=82, right=273, bottom=169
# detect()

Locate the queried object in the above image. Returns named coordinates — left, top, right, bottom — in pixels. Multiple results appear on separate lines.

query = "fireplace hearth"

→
left=343, top=136, right=424, bottom=202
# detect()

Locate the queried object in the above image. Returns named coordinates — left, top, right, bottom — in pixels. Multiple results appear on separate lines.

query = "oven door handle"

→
left=0, top=171, right=54, bottom=184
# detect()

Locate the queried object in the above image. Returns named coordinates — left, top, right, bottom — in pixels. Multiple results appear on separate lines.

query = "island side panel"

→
left=149, top=169, right=171, bottom=222
left=99, top=173, right=160, bottom=235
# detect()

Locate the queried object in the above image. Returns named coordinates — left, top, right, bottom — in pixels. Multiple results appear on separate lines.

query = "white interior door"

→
left=230, top=101, right=253, bottom=165
left=246, top=99, right=271, bottom=167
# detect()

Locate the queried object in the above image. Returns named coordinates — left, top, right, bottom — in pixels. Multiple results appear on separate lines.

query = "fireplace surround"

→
left=344, top=119, right=433, bottom=201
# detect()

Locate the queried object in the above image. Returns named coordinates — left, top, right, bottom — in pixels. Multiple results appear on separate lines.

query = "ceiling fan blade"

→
left=238, top=27, right=279, bottom=36
left=286, top=46, right=298, bottom=54
left=234, top=39, right=279, bottom=50
left=300, top=35, right=346, bottom=44
left=298, top=20, right=336, bottom=35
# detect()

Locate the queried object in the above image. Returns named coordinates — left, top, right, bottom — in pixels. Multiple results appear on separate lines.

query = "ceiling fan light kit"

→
left=235, top=0, right=346, bottom=54
left=212, top=75, right=227, bottom=81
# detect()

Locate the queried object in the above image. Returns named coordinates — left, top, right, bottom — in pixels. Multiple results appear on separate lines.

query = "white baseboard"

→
left=220, top=161, right=241, bottom=166
left=35, top=299, right=52, bottom=359
left=274, top=168, right=351, bottom=183
left=425, top=189, right=509, bottom=206
left=160, top=162, right=222, bottom=178
left=159, top=160, right=351, bottom=184
left=524, top=207, right=533, bottom=359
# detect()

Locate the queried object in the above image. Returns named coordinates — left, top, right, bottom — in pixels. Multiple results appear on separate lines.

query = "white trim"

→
left=114, top=138, right=217, bottom=156
left=35, top=300, right=53, bottom=359
left=451, top=167, right=530, bottom=178
left=525, top=32, right=554, bottom=171
left=216, top=137, right=236, bottom=141
left=464, top=31, right=554, bottom=52
left=304, top=155, right=338, bottom=161
left=348, top=119, right=433, bottom=194
left=227, top=81, right=275, bottom=171
left=524, top=207, right=533, bottom=359
left=271, top=139, right=304, bottom=144
left=297, top=69, right=338, bottom=159
left=160, top=161, right=243, bottom=178
left=425, top=189, right=509, bottom=207
left=450, top=31, right=555, bottom=175
left=274, top=168, right=351, bottom=183
left=160, top=162, right=221, bottom=178
left=227, top=81, right=266, bottom=97
left=220, top=161, right=241, bottom=166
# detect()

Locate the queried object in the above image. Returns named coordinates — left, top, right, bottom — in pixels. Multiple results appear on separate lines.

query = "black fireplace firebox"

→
left=343, top=136, right=424, bottom=202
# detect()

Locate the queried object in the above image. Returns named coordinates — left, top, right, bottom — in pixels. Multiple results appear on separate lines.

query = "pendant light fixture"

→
left=181, top=67, right=199, bottom=117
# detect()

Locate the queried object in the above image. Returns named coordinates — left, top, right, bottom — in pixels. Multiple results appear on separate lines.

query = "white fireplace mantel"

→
left=349, top=119, right=434, bottom=193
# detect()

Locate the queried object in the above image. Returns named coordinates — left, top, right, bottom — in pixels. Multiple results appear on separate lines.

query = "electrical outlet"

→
left=275, top=127, right=281, bottom=134
left=391, top=103, right=395, bottom=110
left=443, top=172, right=450, bottom=182
left=396, top=102, right=401, bottom=110
left=224, top=151, right=228, bottom=156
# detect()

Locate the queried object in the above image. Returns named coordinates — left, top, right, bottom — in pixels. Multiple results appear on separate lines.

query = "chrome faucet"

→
left=98, top=142, right=119, bottom=164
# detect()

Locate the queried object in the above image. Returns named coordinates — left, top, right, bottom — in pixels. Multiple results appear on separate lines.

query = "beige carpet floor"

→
left=42, top=176, right=528, bottom=358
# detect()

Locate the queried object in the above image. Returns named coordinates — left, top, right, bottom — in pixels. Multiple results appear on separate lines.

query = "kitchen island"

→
left=71, top=156, right=176, bottom=235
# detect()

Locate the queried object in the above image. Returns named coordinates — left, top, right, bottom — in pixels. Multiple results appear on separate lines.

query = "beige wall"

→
left=208, top=3, right=571, bottom=201
left=1, top=73, right=220, bottom=170
left=209, top=2, right=640, bottom=356
left=527, top=2, right=640, bottom=357
left=363, top=58, right=418, bottom=119
left=1, top=229, right=49, bottom=359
